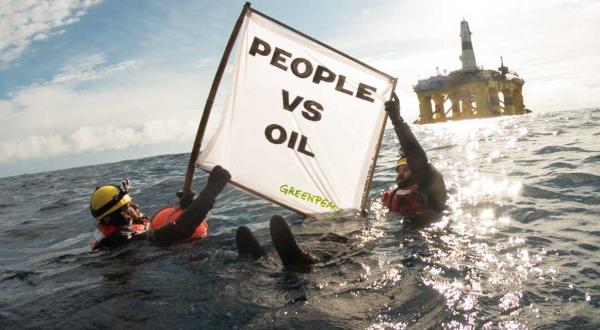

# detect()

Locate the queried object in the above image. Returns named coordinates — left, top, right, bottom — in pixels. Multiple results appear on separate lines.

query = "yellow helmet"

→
left=395, top=154, right=408, bottom=169
left=90, top=184, right=131, bottom=221
left=433, top=112, right=443, bottom=120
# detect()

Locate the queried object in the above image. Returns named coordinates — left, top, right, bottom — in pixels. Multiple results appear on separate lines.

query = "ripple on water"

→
left=511, top=207, right=553, bottom=223
left=525, top=235, right=553, bottom=247
left=38, top=198, right=73, bottom=211
left=534, top=146, right=589, bottom=154
left=544, top=162, right=577, bottom=169
left=552, top=316, right=599, bottom=329
left=583, top=154, right=600, bottom=163
left=521, top=184, right=563, bottom=200
left=580, top=268, right=600, bottom=280
left=545, top=173, right=600, bottom=188
left=507, top=170, right=528, bottom=177
left=1, top=270, right=39, bottom=285
left=577, top=243, right=599, bottom=252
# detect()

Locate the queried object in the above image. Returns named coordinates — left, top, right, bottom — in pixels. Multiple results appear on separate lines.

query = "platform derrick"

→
left=414, top=20, right=527, bottom=124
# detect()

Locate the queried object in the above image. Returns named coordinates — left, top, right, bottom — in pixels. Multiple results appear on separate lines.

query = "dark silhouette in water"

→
left=237, top=215, right=316, bottom=271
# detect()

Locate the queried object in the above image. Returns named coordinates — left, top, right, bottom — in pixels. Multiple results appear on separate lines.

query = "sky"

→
left=1, top=0, right=599, bottom=178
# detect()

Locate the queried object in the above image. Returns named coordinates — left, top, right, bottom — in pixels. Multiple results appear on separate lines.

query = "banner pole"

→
left=181, top=2, right=251, bottom=196
left=360, top=78, right=398, bottom=215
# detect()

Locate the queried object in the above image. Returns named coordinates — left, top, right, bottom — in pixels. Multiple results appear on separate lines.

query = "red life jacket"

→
left=92, top=219, right=150, bottom=250
left=383, top=185, right=426, bottom=215
left=97, top=220, right=150, bottom=237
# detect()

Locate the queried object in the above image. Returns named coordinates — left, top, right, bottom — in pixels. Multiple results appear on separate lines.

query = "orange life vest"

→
left=150, top=205, right=208, bottom=239
left=383, top=185, right=426, bottom=215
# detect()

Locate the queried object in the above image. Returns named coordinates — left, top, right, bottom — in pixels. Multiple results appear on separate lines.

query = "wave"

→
left=583, top=154, right=600, bottom=163
left=0, top=270, right=39, bottom=284
left=545, top=172, right=600, bottom=188
left=543, top=162, right=577, bottom=169
left=510, top=207, right=554, bottom=223
left=38, top=198, right=73, bottom=211
left=521, top=184, right=564, bottom=200
left=577, top=243, right=599, bottom=252
left=534, top=146, right=589, bottom=154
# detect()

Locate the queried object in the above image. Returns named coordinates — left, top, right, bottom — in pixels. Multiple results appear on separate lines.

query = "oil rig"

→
left=414, top=20, right=528, bottom=124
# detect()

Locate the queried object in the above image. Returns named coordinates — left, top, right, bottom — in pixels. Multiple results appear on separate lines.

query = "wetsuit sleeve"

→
left=150, top=166, right=231, bottom=245
left=392, top=119, right=429, bottom=184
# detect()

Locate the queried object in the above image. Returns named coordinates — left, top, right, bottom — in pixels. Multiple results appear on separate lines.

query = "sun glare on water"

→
left=399, top=118, right=553, bottom=328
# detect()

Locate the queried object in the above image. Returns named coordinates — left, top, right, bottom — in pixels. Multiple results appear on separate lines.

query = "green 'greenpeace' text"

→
left=279, top=184, right=340, bottom=212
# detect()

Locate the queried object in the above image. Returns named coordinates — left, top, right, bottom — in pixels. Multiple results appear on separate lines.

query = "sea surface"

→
left=1, top=108, right=599, bottom=329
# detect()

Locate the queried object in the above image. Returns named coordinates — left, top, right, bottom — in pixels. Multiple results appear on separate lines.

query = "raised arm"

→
left=151, top=166, right=231, bottom=245
left=385, top=94, right=429, bottom=185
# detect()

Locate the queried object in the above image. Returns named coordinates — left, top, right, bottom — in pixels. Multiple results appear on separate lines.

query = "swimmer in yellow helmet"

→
left=383, top=93, right=447, bottom=223
left=90, top=165, right=230, bottom=250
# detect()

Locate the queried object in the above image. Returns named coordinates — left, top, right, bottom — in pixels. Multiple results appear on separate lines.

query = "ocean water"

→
left=0, top=108, right=598, bottom=329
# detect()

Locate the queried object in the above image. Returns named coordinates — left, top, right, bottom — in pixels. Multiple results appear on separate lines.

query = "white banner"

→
left=197, top=9, right=395, bottom=215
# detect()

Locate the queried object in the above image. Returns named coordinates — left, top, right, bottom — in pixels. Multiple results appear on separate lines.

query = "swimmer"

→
left=90, top=166, right=231, bottom=250
left=383, top=93, right=448, bottom=222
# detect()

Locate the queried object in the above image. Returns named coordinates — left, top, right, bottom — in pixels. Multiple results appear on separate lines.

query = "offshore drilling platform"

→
left=414, top=20, right=528, bottom=124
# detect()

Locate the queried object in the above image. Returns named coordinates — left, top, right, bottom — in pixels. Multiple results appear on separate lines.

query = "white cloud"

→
left=0, top=134, right=70, bottom=162
left=191, top=57, right=216, bottom=70
left=0, top=119, right=197, bottom=163
left=0, top=0, right=103, bottom=68
left=0, top=58, right=210, bottom=163
left=49, top=53, right=140, bottom=84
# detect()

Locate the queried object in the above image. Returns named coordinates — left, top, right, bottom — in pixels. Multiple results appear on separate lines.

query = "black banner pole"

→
left=181, top=2, right=251, bottom=196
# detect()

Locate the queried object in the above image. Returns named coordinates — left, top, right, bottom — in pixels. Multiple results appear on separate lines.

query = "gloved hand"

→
left=177, top=190, right=196, bottom=209
left=206, top=165, right=231, bottom=195
left=384, top=92, right=403, bottom=126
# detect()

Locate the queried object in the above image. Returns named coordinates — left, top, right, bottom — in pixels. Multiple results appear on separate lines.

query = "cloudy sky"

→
left=1, top=0, right=598, bottom=178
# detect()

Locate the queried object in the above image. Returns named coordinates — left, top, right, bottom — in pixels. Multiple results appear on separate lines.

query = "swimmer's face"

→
left=395, top=164, right=412, bottom=187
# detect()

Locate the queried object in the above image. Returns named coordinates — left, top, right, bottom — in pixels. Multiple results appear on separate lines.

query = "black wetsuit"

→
left=94, top=167, right=230, bottom=250
left=392, top=118, right=447, bottom=212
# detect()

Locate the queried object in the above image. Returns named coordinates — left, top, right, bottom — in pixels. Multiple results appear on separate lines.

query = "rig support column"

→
left=460, top=94, right=473, bottom=117
left=433, top=94, right=446, bottom=121
left=489, top=87, right=500, bottom=115
left=450, top=94, right=461, bottom=118
left=513, top=90, right=524, bottom=114
left=418, top=95, right=434, bottom=123
left=474, top=86, right=491, bottom=117
left=502, top=88, right=515, bottom=115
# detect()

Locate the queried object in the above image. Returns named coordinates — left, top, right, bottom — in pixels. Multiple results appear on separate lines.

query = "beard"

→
left=396, top=175, right=416, bottom=188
